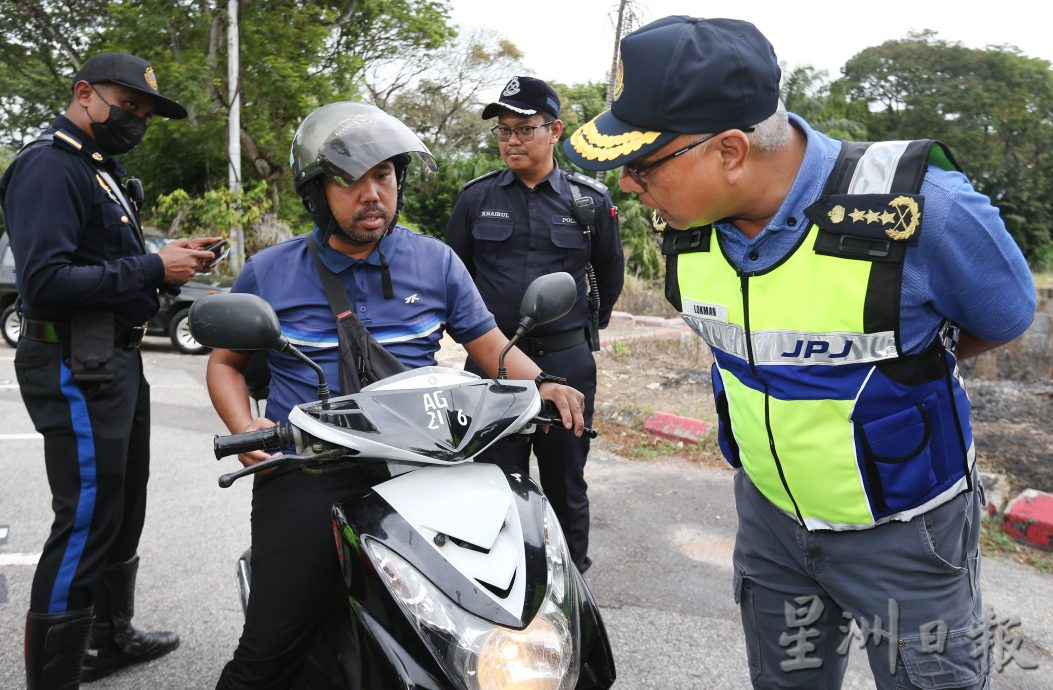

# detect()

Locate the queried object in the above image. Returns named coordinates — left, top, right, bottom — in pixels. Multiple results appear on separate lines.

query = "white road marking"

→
left=0, top=553, right=40, bottom=566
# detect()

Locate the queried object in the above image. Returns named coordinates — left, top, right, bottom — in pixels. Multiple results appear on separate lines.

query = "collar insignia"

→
left=651, top=209, right=667, bottom=232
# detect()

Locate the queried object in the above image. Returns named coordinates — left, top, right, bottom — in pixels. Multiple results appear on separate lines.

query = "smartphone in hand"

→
left=205, top=239, right=230, bottom=269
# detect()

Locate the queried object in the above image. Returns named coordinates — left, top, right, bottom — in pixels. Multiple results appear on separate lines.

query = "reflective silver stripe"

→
left=679, top=313, right=898, bottom=365
left=750, top=330, right=898, bottom=365
left=680, top=314, right=748, bottom=359
left=847, top=141, right=911, bottom=194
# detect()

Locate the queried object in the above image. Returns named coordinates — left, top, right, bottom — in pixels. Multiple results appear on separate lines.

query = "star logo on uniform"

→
left=404, top=294, right=420, bottom=304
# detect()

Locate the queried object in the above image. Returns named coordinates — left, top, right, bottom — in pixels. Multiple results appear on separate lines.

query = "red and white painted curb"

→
left=642, top=412, right=712, bottom=445
left=1004, top=489, right=1053, bottom=552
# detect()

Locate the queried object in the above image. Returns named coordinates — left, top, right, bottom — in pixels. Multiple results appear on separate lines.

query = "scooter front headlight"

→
left=364, top=501, right=579, bottom=690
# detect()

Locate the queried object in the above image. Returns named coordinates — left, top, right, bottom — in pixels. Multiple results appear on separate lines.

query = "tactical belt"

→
left=515, top=328, right=584, bottom=357
left=21, top=318, right=147, bottom=349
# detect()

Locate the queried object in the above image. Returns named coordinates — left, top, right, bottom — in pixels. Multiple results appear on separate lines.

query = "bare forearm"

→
left=205, top=350, right=254, bottom=432
left=956, top=330, right=1011, bottom=360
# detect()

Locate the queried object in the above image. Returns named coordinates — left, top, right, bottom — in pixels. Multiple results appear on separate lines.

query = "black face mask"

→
left=87, top=88, right=148, bottom=155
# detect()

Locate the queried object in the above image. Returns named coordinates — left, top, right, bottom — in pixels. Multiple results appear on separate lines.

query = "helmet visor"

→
left=292, top=102, right=437, bottom=189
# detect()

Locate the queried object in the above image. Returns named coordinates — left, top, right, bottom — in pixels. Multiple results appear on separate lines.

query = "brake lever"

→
left=530, top=416, right=598, bottom=439
left=218, top=449, right=346, bottom=488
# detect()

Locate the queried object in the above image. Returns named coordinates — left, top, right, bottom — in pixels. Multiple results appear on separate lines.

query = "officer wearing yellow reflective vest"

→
left=564, top=16, right=1036, bottom=690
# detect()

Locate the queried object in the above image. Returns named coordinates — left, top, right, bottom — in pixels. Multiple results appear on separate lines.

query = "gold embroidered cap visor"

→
left=562, top=110, right=677, bottom=171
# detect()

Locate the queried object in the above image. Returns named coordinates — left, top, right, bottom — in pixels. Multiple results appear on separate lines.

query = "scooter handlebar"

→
left=536, top=400, right=598, bottom=439
left=214, top=424, right=292, bottom=460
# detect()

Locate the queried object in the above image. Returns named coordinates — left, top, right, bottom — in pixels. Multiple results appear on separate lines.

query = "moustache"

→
left=353, top=203, right=388, bottom=223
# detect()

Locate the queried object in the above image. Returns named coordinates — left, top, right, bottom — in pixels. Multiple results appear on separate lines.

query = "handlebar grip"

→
left=214, top=424, right=289, bottom=460
left=536, top=401, right=597, bottom=438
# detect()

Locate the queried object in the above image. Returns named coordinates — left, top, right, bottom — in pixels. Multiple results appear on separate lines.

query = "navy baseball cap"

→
left=73, top=52, right=187, bottom=120
left=482, top=76, right=561, bottom=120
left=563, top=16, right=780, bottom=170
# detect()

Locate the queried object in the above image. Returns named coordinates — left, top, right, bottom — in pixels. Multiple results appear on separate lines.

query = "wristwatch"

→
left=534, top=371, right=568, bottom=388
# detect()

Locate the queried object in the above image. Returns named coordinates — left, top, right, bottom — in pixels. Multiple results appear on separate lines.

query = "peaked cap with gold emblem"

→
left=563, top=16, right=780, bottom=170
left=74, top=52, right=187, bottom=119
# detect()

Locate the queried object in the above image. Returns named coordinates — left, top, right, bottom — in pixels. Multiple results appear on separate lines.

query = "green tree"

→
left=372, top=28, right=522, bottom=152
left=0, top=0, right=456, bottom=247
left=781, top=64, right=866, bottom=140
left=842, top=32, right=1053, bottom=264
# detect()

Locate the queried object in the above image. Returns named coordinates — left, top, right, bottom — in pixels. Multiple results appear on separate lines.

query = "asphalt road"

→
left=1, top=339, right=1051, bottom=689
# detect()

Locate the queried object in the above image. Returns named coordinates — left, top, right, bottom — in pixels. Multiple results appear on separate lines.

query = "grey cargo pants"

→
left=732, top=469, right=990, bottom=689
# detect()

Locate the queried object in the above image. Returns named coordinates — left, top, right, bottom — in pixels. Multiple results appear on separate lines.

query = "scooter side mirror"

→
left=517, top=272, right=577, bottom=331
left=189, top=293, right=283, bottom=350
left=496, top=272, right=578, bottom=380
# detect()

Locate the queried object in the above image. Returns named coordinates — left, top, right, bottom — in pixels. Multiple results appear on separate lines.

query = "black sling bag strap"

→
left=308, top=238, right=405, bottom=394
left=565, top=179, right=602, bottom=351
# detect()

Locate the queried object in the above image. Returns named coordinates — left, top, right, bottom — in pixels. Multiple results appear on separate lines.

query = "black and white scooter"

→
left=190, top=273, right=616, bottom=690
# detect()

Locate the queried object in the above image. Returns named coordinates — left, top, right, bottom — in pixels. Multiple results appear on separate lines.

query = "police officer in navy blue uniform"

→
left=447, top=76, right=625, bottom=573
left=0, top=52, right=220, bottom=688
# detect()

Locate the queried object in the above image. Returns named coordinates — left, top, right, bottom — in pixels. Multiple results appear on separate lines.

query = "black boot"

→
left=25, top=607, right=94, bottom=689
left=81, top=555, right=180, bottom=682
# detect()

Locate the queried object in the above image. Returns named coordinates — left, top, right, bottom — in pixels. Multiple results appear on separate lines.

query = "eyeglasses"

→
left=624, top=128, right=754, bottom=190
left=490, top=120, right=555, bottom=142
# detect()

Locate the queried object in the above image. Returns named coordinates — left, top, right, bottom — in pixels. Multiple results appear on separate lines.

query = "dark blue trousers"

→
left=15, top=338, right=150, bottom=614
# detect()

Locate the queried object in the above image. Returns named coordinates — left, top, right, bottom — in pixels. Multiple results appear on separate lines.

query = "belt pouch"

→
left=69, top=312, right=116, bottom=383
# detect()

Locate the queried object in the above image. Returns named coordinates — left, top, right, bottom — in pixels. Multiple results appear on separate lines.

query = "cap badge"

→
left=502, top=77, right=521, bottom=97
left=569, top=120, right=661, bottom=162
left=613, top=59, right=624, bottom=101
left=144, top=66, right=158, bottom=91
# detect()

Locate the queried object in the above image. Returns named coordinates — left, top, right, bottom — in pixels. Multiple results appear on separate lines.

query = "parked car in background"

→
left=0, top=232, right=231, bottom=354
left=1, top=230, right=18, bottom=347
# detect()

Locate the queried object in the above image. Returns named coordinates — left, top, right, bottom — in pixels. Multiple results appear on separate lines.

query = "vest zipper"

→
left=740, top=274, right=807, bottom=527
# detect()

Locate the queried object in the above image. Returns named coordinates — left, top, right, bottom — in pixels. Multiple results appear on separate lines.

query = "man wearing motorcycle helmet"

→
left=205, top=101, right=586, bottom=688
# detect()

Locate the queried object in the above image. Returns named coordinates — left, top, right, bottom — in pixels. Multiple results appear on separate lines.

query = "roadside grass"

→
left=980, top=518, right=1053, bottom=574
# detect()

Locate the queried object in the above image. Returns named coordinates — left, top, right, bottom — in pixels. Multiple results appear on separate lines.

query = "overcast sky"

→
left=448, top=0, right=1053, bottom=87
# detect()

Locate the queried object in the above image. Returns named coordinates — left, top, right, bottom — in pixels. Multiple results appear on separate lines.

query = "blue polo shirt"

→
left=714, top=114, right=1035, bottom=353
left=233, top=225, right=496, bottom=424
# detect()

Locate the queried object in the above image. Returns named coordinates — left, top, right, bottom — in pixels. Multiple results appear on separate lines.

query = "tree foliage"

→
left=0, top=0, right=454, bottom=239
left=2, top=8, right=1050, bottom=273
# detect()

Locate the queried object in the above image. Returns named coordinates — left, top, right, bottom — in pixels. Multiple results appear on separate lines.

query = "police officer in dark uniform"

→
left=447, top=76, right=624, bottom=573
left=0, top=52, right=221, bottom=688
